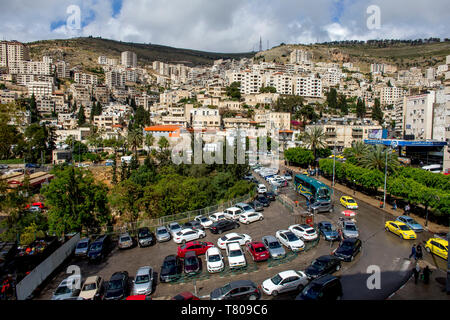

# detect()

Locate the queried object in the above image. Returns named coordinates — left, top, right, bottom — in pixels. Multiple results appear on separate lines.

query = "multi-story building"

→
left=380, top=86, right=406, bottom=106
left=121, top=51, right=137, bottom=68
left=0, top=41, right=30, bottom=67
left=266, top=112, right=291, bottom=131
left=55, top=61, right=70, bottom=79
left=403, top=91, right=436, bottom=140
left=0, top=90, right=18, bottom=104
left=293, top=75, right=322, bottom=97
left=190, top=107, right=221, bottom=129
left=74, top=72, right=98, bottom=86
left=105, top=70, right=125, bottom=88
left=27, top=81, right=54, bottom=98
left=70, top=84, right=91, bottom=106
left=36, top=96, right=55, bottom=115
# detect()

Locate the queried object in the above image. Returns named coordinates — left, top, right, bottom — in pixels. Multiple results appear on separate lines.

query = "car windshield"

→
left=185, top=256, right=198, bottom=266
left=208, top=254, right=221, bottom=262
left=170, top=224, right=180, bottom=229
left=157, top=229, right=168, bottom=235
left=55, top=285, right=71, bottom=295
left=270, top=274, right=282, bottom=285
left=82, top=283, right=97, bottom=291
left=317, top=188, right=330, bottom=199
left=229, top=250, right=242, bottom=257
left=305, top=229, right=315, bottom=234
left=90, top=243, right=102, bottom=251
left=341, top=241, right=354, bottom=249
left=347, top=199, right=355, bottom=203
left=220, top=284, right=232, bottom=295
left=303, top=283, right=321, bottom=299
left=242, top=205, right=252, bottom=211
left=199, top=217, right=208, bottom=222
left=255, top=247, right=266, bottom=253
left=77, top=242, right=88, bottom=249
left=120, top=236, right=131, bottom=242
left=107, top=279, right=123, bottom=290
left=405, top=218, right=419, bottom=225
left=345, top=225, right=357, bottom=231
left=135, top=275, right=150, bottom=284
left=268, top=241, right=281, bottom=249
left=312, top=259, right=326, bottom=268
left=286, top=233, right=299, bottom=241
left=139, top=230, right=150, bottom=238
left=399, top=225, right=411, bottom=231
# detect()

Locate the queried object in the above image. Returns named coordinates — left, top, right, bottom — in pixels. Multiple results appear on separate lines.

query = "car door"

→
left=184, top=230, right=197, bottom=241
left=389, top=222, right=399, bottom=235
left=280, top=233, right=287, bottom=246
left=280, top=277, right=295, bottom=293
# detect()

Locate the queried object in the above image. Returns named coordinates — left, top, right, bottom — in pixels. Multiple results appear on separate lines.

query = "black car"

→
left=296, top=274, right=343, bottom=300
left=264, top=192, right=276, bottom=201
left=183, top=251, right=202, bottom=275
left=137, top=227, right=156, bottom=247
left=305, top=255, right=341, bottom=279
left=209, top=220, right=239, bottom=234
left=87, top=235, right=112, bottom=262
left=104, top=271, right=129, bottom=300
left=256, top=195, right=270, bottom=207
left=160, top=255, right=183, bottom=283
left=183, top=220, right=205, bottom=231
left=210, top=280, right=261, bottom=300
left=333, top=238, right=362, bottom=262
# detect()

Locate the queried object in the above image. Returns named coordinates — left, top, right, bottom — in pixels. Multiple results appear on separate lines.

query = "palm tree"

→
left=301, top=126, right=327, bottom=159
left=145, top=133, right=155, bottom=152
left=127, top=127, right=143, bottom=159
left=345, top=141, right=369, bottom=165
left=359, top=145, right=399, bottom=172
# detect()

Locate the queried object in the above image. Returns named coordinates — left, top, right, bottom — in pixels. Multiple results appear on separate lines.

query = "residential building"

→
left=121, top=51, right=137, bottom=68
left=191, top=107, right=221, bottom=129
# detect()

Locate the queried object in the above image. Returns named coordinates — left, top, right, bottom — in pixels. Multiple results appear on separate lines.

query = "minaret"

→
left=259, top=36, right=262, bottom=52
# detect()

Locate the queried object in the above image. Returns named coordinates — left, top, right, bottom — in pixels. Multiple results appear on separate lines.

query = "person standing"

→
left=404, top=203, right=410, bottom=215
left=416, top=244, right=423, bottom=260
left=409, top=244, right=417, bottom=260
left=393, top=200, right=397, bottom=211
left=423, top=265, right=431, bottom=284
left=413, top=263, right=420, bottom=284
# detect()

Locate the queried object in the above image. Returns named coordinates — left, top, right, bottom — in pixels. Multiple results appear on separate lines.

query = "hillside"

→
left=27, top=37, right=255, bottom=69
left=256, top=41, right=450, bottom=73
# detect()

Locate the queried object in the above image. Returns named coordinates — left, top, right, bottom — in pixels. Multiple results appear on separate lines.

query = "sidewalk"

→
left=282, top=164, right=448, bottom=234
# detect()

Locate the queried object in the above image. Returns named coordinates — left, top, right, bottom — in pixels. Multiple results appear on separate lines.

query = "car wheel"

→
left=272, top=290, right=278, bottom=297
left=385, top=227, right=389, bottom=232
left=260, top=216, right=264, bottom=221
left=246, top=221, right=250, bottom=225
left=236, top=223, right=240, bottom=228
left=182, top=239, right=186, bottom=244
left=297, top=284, right=304, bottom=292
left=218, top=229, right=222, bottom=234
left=426, top=247, right=431, bottom=253
left=336, top=264, right=341, bottom=271
left=248, top=294, right=258, bottom=301
left=350, top=255, right=354, bottom=262
left=202, top=234, right=206, bottom=238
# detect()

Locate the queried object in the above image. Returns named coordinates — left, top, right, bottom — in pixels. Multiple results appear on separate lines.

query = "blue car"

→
left=396, top=216, right=424, bottom=233
left=317, top=221, right=340, bottom=241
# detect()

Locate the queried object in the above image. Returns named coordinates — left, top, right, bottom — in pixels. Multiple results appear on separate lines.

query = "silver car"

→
left=118, top=232, right=133, bottom=249
left=167, top=222, right=182, bottom=237
left=51, top=276, right=82, bottom=300
left=132, top=266, right=154, bottom=296
left=309, top=201, right=333, bottom=214
left=262, top=235, right=286, bottom=259
left=155, top=226, right=171, bottom=242
left=341, top=221, right=359, bottom=239
left=75, top=238, right=91, bottom=257
left=235, top=203, right=255, bottom=214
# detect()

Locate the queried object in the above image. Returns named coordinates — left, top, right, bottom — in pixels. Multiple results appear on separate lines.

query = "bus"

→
left=294, top=174, right=332, bottom=202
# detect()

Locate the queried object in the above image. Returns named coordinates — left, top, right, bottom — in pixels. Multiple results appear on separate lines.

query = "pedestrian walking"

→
left=416, top=244, right=423, bottom=260
left=413, top=263, right=420, bottom=284
left=409, top=244, right=417, bottom=260
left=393, top=200, right=397, bottom=211
left=404, top=203, right=410, bottom=215
left=422, top=265, right=431, bottom=284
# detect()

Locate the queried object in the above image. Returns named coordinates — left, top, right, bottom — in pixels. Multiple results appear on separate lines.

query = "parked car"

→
left=309, top=201, right=334, bottom=214
left=210, top=280, right=261, bottom=300
left=235, top=202, right=255, bottom=214
left=132, top=266, right=154, bottom=296
left=305, top=255, right=341, bottom=279
left=194, top=215, right=213, bottom=229
left=217, top=232, right=252, bottom=249
left=137, top=227, right=156, bottom=247
left=104, top=271, right=129, bottom=300
left=155, top=226, right=171, bottom=242
left=248, top=200, right=264, bottom=212
left=239, top=212, right=264, bottom=225
left=288, top=224, right=318, bottom=241
left=317, top=221, right=340, bottom=241
left=340, top=196, right=358, bottom=209
left=160, top=255, right=183, bottom=283
left=224, top=207, right=243, bottom=220
left=261, top=270, right=309, bottom=296
left=118, top=232, right=134, bottom=249
left=209, top=212, right=226, bottom=222
left=264, top=192, right=276, bottom=201
left=167, top=222, right=183, bottom=237
left=79, top=276, right=103, bottom=300
left=333, top=238, right=362, bottom=262
left=384, top=221, right=417, bottom=240
left=0, top=164, right=9, bottom=170
left=275, top=230, right=305, bottom=252
left=51, top=276, right=82, bottom=300
left=257, top=184, right=267, bottom=194
left=226, top=242, right=246, bottom=269
left=75, top=238, right=91, bottom=257
left=256, top=195, right=270, bottom=207
left=282, top=172, right=292, bottom=181
left=177, top=240, right=214, bottom=258
left=396, top=216, right=424, bottom=233
left=87, top=235, right=112, bottom=262
left=173, top=228, right=206, bottom=244
left=183, top=251, right=202, bottom=275
left=296, top=274, right=343, bottom=300
left=262, top=235, right=286, bottom=259
left=210, top=220, right=240, bottom=234
left=340, top=220, right=359, bottom=239
left=183, top=220, right=205, bottom=231
left=172, top=292, right=200, bottom=301
left=205, top=246, right=225, bottom=273
left=245, top=241, right=270, bottom=262
left=424, top=237, right=448, bottom=260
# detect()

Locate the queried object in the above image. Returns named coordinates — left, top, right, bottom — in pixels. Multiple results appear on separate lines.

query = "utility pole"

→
left=383, top=146, right=389, bottom=209
left=332, top=143, right=336, bottom=187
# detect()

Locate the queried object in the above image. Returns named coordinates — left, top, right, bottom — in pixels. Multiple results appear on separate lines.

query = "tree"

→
left=29, top=93, right=39, bottom=123
left=300, top=126, right=327, bottom=159
left=260, top=86, right=277, bottom=93
left=77, top=105, right=86, bottom=126
left=127, top=127, right=143, bottom=159
left=284, top=148, right=314, bottom=167
left=24, top=123, right=48, bottom=163
left=338, top=94, right=348, bottom=115
left=274, top=95, right=304, bottom=113
left=359, top=145, right=399, bottom=173
left=356, top=98, right=366, bottom=119
left=372, top=98, right=384, bottom=125
left=326, top=88, right=338, bottom=110
left=109, top=180, right=143, bottom=223
left=226, top=82, right=241, bottom=100
left=145, top=133, right=155, bottom=151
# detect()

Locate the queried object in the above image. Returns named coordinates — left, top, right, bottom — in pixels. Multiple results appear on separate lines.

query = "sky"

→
left=0, top=0, right=449, bottom=53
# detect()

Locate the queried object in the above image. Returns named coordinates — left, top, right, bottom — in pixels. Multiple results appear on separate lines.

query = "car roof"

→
left=227, top=242, right=241, bottom=249
left=185, top=251, right=198, bottom=257
left=429, top=238, right=448, bottom=245
left=278, top=270, right=299, bottom=278
left=317, top=255, right=335, bottom=261
left=249, top=241, right=265, bottom=247
left=226, top=280, right=255, bottom=288
left=84, top=276, right=100, bottom=283
left=137, top=266, right=152, bottom=274
left=389, top=221, right=406, bottom=226
left=262, top=235, right=277, bottom=242
left=111, top=272, right=127, bottom=280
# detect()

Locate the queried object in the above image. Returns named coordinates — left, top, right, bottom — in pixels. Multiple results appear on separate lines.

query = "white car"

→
left=172, top=228, right=206, bottom=244
left=261, top=270, right=309, bottom=296
left=195, top=215, right=213, bottom=228
left=209, top=212, right=226, bottom=222
left=239, top=212, right=264, bottom=225
left=226, top=242, right=246, bottom=269
left=217, top=232, right=252, bottom=249
left=167, top=222, right=183, bottom=237
left=257, top=184, right=267, bottom=194
left=275, top=230, right=305, bottom=252
left=288, top=224, right=318, bottom=241
left=235, top=203, right=255, bottom=214
left=51, top=275, right=82, bottom=300
left=205, top=247, right=225, bottom=273
left=223, top=207, right=243, bottom=220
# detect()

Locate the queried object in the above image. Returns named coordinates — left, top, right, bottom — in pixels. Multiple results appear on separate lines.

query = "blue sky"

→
left=0, top=0, right=449, bottom=52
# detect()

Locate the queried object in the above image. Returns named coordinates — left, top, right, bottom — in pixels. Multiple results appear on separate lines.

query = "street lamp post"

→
left=332, top=143, right=336, bottom=187
left=383, top=146, right=390, bottom=209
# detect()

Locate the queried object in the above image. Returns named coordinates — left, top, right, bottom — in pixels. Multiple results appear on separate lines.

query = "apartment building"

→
left=8, top=60, right=52, bottom=75
left=105, top=70, right=125, bottom=88
left=93, top=85, right=109, bottom=104
left=27, top=81, right=54, bottom=98
left=0, top=90, right=18, bottom=104
left=380, top=86, right=406, bottom=106
left=371, top=63, right=397, bottom=74
left=266, top=112, right=291, bottom=131
left=70, top=84, right=91, bottom=106
left=92, top=114, right=121, bottom=132
left=36, top=96, right=55, bottom=115
left=0, top=41, right=30, bottom=67
left=264, top=73, right=292, bottom=95
left=223, top=117, right=251, bottom=129
left=15, top=74, right=54, bottom=86
left=55, top=61, right=70, bottom=79
left=403, top=91, right=436, bottom=140
left=160, top=90, right=191, bottom=106
left=191, top=107, right=221, bottom=129
left=98, top=56, right=118, bottom=66
left=293, top=75, right=322, bottom=98
left=218, top=100, right=242, bottom=111
left=121, top=51, right=137, bottom=68
left=74, top=72, right=98, bottom=86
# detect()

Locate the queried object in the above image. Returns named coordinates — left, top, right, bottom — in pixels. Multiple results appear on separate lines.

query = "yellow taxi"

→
left=384, top=221, right=417, bottom=240
left=425, top=237, right=448, bottom=260
left=340, top=196, right=358, bottom=209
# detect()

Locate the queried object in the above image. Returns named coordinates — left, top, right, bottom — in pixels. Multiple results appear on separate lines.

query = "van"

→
left=223, top=207, right=243, bottom=220
left=421, top=164, right=442, bottom=173
left=87, top=235, right=112, bottom=262
left=121, top=156, right=132, bottom=164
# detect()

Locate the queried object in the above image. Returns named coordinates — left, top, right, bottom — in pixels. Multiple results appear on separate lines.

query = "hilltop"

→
left=27, top=37, right=255, bottom=69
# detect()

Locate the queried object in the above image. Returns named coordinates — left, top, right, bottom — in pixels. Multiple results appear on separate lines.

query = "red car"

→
left=177, top=240, right=214, bottom=258
left=171, top=292, right=200, bottom=301
left=246, top=241, right=270, bottom=262
left=25, top=202, right=45, bottom=210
